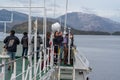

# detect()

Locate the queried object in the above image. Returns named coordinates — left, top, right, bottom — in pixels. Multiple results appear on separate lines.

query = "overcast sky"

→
left=0, top=0, right=120, bottom=22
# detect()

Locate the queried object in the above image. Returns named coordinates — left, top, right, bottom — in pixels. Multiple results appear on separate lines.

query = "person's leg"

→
left=11, top=52, right=16, bottom=60
left=22, top=47, right=25, bottom=57
left=60, top=46, right=63, bottom=61
left=64, top=47, right=68, bottom=65
left=11, top=52, right=16, bottom=69
left=25, top=47, right=28, bottom=56
left=7, top=52, right=16, bottom=70
left=7, top=52, right=12, bottom=70
left=37, top=47, right=40, bottom=60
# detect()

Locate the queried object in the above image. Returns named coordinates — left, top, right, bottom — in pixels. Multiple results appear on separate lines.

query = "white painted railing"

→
left=0, top=47, right=55, bottom=80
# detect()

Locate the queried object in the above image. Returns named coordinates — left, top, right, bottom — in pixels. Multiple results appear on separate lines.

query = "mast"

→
left=43, top=0, right=47, bottom=74
left=28, top=0, right=32, bottom=80
left=64, top=0, right=68, bottom=34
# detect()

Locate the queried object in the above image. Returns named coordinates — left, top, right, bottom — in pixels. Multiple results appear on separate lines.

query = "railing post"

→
left=73, top=67, right=75, bottom=80
left=47, top=48, right=50, bottom=71
left=33, top=19, right=38, bottom=80
left=28, top=0, right=32, bottom=79
left=39, top=45, right=42, bottom=80
left=1, top=59, right=6, bottom=80
left=43, top=49, right=46, bottom=73
left=13, top=61, right=16, bottom=80
left=51, top=46, right=54, bottom=68
left=68, top=28, right=71, bottom=64
left=22, top=58, right=25, bottom=80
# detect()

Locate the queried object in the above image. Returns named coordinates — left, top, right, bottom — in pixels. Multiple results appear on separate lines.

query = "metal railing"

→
left=0, top=47, right=55, bottom=80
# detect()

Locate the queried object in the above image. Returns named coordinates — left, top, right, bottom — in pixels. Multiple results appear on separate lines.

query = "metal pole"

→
left=43, top=0, right=47, bottom=73
left=42, top=0, right=45, bottom=73
left=13, top=61, right=16, bottom=80
left=64, top=0, right=68, bottom=34
left=1, top=59, right=5, bottom=80
left=68, top=28, right=71, bottom=64
left=34, top=19, right=38, bottom=80
left=28, top=0, right=32, bottom=80
left=47, top=48, right=50, bottom=71
left=22, top=58, right=25, bottom=80
left=39, top=45, right=42, bottom=80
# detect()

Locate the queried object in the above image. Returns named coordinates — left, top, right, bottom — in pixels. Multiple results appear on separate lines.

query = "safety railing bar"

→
left=0, top=47, right=53, bottom=80
left=32, top=67, right=54, bottom=80
left=0, top=49, right=44, bottom=67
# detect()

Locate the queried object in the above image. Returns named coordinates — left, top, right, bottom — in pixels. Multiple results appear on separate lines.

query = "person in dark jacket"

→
left=21, top=32, right=28, bottom=57
left=58, top=32, right=64, bottom=63
left=46, top=32, right=51, bottom=47
left=4, top=30, right=20, bottom=70
left=31, top=32, right=42, bottom=60
left=53, top=31, right=63, bottom=65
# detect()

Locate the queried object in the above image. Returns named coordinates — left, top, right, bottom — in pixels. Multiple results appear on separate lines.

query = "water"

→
left=0, top=35, right=120, bottom=80
left=74, top=35, right=120, bottom=80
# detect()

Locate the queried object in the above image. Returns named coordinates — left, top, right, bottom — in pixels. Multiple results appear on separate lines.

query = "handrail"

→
left=0, top=49, right=43, bottom=68
left=2, top=47, right=55, bottom=80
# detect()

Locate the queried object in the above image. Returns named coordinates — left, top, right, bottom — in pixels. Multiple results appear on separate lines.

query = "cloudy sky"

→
left=0, top=0, right=120, bottom=22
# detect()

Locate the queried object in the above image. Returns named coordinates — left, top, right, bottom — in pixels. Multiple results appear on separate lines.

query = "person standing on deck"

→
left=63, top=33, right=68, bottom=65
left=3, top=30, right=20, bottom=70
left=31, top=32, right=42, bottom=60
left=21, top=32, right=28, bottom=58
left=70, top=33, right=74, bottom=65
left=58, top=32, right=63, bottom=63
left=46, top=32, right=51, bottom=47
left=53, top=31, right=59, bottom=65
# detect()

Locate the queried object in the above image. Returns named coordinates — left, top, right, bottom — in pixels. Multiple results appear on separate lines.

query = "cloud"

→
left=94, top=9, right=120, bottom=18
left=79, top=7, right=120, bottom=20
left=80, top=7, right=96, bottom=14
left=48, top=3, right=61, bottom=8
left=77, top=6, right=120, bottom=22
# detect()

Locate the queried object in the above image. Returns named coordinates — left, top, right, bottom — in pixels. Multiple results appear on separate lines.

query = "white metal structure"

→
left=0, top=0, right=91, bottom=80
left=0, top=12, right=13, bottom=33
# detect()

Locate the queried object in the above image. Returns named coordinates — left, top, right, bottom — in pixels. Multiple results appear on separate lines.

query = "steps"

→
left=60, top=69, right=73, bottom=80
left=59, top=66, right=75, bottom=80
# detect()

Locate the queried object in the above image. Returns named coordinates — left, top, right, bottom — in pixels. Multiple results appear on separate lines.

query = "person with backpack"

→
left=21, top=32, right=28, bottom=58
left=3, top=30, right=20, bottom=70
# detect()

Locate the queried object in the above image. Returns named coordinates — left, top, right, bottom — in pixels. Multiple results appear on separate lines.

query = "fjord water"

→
left=0, top=35, right=120, bottom=80
left=74, top=35, right=120, bottom=80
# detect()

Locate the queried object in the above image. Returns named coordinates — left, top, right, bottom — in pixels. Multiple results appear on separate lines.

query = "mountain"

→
left=0, top=9, right=29, bottom=31
left=58, top=12, right=120, bottom=32
left=0, top=9, right=28, bottom=21
left=12, top=19, right=83, bottom=35
left=0, top=9, right=57, bottom=32
left=0, top=9, right=120, bottom=33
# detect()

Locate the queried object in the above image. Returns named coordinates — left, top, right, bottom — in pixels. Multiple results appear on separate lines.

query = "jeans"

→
left=7, top=51, right=16, bottom=60
left=60, top=46, right=64, bottom=59
left=22, top=47, right=28, bottom=57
